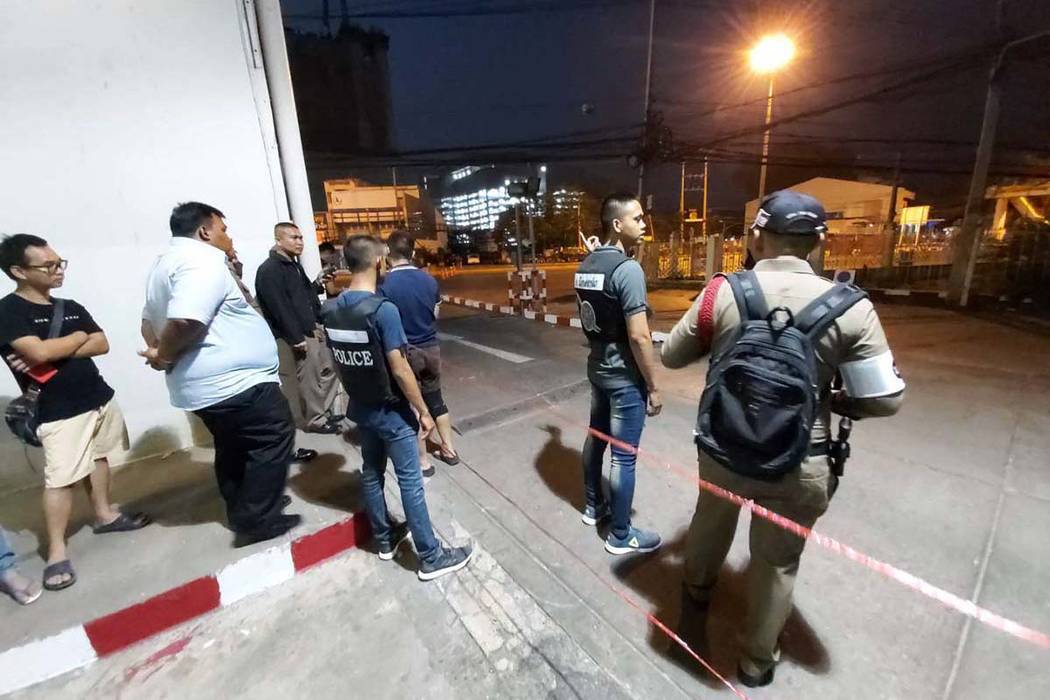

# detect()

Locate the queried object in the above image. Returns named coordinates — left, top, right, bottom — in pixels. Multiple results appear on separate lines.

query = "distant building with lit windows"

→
left=552, top=188, right=584, bottom=214
left=433, top=165, right=547, bottom=231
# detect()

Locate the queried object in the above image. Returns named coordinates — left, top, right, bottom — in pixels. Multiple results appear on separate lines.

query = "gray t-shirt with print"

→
left=585, top=252, right=648, bottom=390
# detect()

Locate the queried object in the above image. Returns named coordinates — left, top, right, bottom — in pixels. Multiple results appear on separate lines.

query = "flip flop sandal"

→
left=437, top=450, right=460, bottom=466
left=0, top=574, right=42, bottom=605
left=42, top=560, right=76, bottom=591
left=93, top=511, right=152, bottom=534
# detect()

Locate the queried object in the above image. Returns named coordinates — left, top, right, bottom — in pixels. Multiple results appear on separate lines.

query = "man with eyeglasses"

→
left=0, top=234, right=150, bottom=593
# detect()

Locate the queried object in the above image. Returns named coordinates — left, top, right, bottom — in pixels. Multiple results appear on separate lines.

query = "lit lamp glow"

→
left=749, top=33, right=795, bottom=74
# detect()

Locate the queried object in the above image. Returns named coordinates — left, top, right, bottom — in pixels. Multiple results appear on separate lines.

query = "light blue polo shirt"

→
left=142, top=237, right=280, bottom=411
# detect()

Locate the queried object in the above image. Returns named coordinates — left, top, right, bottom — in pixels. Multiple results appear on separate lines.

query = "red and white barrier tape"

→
left=613, top=587, right=748, bottom=698
left=449, top=441, right=750, bottom=697
left=567, top=415, right=1050, bottom=652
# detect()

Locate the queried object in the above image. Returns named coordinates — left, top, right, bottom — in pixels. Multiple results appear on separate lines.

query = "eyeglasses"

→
left=24, top=259, right=68, bottom=274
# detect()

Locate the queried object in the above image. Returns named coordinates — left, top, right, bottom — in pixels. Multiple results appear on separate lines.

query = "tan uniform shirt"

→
left=661, top=255, right=902, bottom=443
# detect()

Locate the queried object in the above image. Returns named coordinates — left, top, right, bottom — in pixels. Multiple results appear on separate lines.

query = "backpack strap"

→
left=48, top=299, right=65, bottom=339
left=794, top=283, right=869, bottom=340
left=725, top=270, right=769, bottom=322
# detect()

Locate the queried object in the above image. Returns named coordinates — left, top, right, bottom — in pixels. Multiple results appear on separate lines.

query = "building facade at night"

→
left=286, top=23, right=393, bottom=155
left=321, top=178, right=447, bottom=250
left=434, top=165, right=547, bottom=231
left=744, top=177, right=917, bottom=234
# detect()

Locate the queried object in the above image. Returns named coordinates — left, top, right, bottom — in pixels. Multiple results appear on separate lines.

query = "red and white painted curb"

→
left=441, top=295, right=670, bottom=342
left=0, top=513, right=370, bottom=695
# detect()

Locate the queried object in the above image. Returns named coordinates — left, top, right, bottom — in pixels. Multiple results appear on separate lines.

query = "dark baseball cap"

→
left=751, top=190, right=827, bottom=236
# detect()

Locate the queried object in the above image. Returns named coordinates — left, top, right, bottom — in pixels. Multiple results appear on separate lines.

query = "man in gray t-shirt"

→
left=586, top=256, right=648, bottom=390
left=572, top=192, right=663, bottom=556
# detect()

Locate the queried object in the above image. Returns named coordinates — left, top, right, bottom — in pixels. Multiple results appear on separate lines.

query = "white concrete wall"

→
left=0, top=1, right=301, bottom=488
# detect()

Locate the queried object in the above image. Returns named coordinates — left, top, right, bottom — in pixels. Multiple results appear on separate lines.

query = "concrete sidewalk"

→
left=3, top=303, right=1049, bottom=698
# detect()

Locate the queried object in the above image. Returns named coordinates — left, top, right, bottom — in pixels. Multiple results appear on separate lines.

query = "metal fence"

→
left=971, top=228, right=1050, bottom=303
left=650, top=232, right=954, bottom=280
left=648, top=227, right=1048, bottom=308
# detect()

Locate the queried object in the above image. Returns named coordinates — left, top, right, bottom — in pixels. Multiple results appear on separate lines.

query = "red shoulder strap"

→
left=696, top=275, right=726, bottom=348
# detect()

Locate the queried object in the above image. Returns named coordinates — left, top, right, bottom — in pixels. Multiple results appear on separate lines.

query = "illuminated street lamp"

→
left=749, top=33, right=795, bottom=74
left=749, top=33, right=795, bottom=200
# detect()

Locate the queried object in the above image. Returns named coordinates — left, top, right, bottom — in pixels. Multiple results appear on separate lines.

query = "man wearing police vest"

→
left=573, top=192, right=664, bottom=555
left=661, top=190, right=905, bottom=687
left=321, top=235, right=472, bottom=581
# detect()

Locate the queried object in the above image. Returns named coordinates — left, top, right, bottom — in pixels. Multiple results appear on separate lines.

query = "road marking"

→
left=437, top=333, right=533, bottom=364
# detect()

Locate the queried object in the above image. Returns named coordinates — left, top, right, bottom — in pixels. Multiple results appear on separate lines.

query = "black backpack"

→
left=695, top=271, right=867, bottom=480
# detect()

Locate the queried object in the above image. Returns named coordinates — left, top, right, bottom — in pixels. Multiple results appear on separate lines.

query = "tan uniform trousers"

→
left=684, top=450, right=834, bottom=676
left=278, top=325, right=343, bottom=431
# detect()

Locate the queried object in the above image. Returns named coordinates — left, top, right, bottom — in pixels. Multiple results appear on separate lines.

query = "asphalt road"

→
left=437, top=262, right=697, bottom=328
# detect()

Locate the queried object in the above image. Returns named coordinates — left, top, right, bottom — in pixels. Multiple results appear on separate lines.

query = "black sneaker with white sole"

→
left=417, top=544, right=474, bottom=581
left=378, top=522, right=412, bottom=561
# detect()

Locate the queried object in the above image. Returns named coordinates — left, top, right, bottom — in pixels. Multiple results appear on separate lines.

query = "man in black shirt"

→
left=0, top=235, right=149, bottom=592
left=255, top=222, right=343, bottom=434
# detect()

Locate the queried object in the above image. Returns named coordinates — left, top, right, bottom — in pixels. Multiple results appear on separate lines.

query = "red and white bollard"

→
left=506, top=268, right=548, bottom=313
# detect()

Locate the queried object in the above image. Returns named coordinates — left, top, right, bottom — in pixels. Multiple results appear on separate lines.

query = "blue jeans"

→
left=582, top=383, right=647, bottom=540
left=350, top=400, right=441, bottom=563
left=0, top=529, right=14, bottom=573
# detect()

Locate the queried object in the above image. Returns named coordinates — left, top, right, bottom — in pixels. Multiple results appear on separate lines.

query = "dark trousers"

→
left=194, top=382, right=294, bottom=534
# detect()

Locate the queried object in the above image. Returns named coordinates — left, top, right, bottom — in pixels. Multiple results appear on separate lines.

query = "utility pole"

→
left=514, top=202, right=523, bottom=272
left=636, top=0, right=656, bottom=199
left=883, top=152, right=902, bottom=268
left=946, top=69, right=1001, bottom=306
left=576, top=199, right=582, bottom=241
left=947, top=8, right=1050, bottom=305
left=702, top=156, right=710, bottom=239
left=528, top=202, right=537, bottom=266
left=678, top=161, right=686, bottom=239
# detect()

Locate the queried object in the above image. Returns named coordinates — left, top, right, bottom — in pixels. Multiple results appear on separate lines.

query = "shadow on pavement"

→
left=534, top=424, right=620, bottom=529
left=532, top=421, right=831, bottom=685
left=287, top=452, right=362, bottom=515
left=288, top=446, right=418, bottom=574
left=610, top=529, right=832, bottom=686
left=125, top=462, right=228, bottom=530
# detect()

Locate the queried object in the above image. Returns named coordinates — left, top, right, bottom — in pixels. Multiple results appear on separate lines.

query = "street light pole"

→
left=757, top=76, right=774, bottom=201
left=749, top=33, right=794, bottom=203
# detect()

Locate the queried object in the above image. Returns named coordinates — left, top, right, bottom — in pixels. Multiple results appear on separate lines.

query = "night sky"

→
left=283, top=0, right=1049, bottom=215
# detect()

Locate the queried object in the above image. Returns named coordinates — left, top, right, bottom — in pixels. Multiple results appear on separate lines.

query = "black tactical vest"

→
left=321, top=295, right=400, bottom=407
left=574, top=247, right=630, bottom=343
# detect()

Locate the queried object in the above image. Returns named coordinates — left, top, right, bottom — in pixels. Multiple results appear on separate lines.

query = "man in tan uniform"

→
left=661, top=190, right=905, bottom=687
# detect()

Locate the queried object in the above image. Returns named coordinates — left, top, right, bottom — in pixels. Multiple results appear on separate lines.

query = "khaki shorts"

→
left=37, top=400, right=129, bottom=488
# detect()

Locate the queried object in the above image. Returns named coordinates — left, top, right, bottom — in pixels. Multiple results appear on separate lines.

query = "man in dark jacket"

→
left=255, top=222, right=342, bottom=434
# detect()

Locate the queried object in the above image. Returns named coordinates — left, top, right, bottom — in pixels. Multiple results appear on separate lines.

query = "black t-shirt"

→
left=0, top=293, right=114, bottom=423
